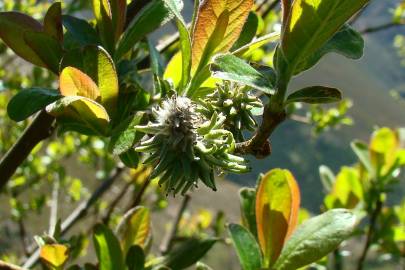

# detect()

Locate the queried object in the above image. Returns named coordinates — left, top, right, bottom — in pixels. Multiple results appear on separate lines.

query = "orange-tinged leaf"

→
left=110, top=0, right=127, bottom=40
left=255, top=169, right=301, bottom=267
left=44, top=2, right=63, bottom=42
left=40, top=244, right=69, bottom=269
left=191, top=0, right=253, bottom=71
left=116, top=206, right=151, bottom=254
left=60, top=67, right=101, bottom=101
left=0, top=12, right=45, bottom=67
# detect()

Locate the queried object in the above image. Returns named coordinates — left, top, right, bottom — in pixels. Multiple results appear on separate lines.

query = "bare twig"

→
left=0, top=260, right=27, bottom=270
left=360, top=21, right=405, bottom=34
left=0, top=111, right=55, bottom=190
left=48, top=177, right=60, bottom=236
left=17, top=219, right=29, bottom=257
left=102, top=179, right=133, bottom=224
left=22, top=166, right=125, bottom=268
left=356, top=198, right=383, bottom=270
left=127, top=175, right=153, bottom=210
left=160, top=195, right=191, bottom=254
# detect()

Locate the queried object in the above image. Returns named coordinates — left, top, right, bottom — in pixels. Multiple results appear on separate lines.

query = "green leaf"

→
left=116, top=207, right=151, bottom=254
left=211, top=54, right=274, bottom=94
left=239, top=188, right=257, bottom=238
left=116, top=0, right=183, bottom=59
left=163, top=238, right=218, bottom=270
left=110, top=113, right=146, bottom=155
left=7, top=88, right=61, bottom=122
left=92, top=0, right=115, bottom=54
left=351, top=140, right=374, bottom=175
left=24, top=31, right=63, bottom=74
left=294, top=25, right=364, bottom=75
left=46, top=96, right=110, bottom=136
left=62, top=15, right=100, bottom=46
left=228, top=224, right=262, bottom=270
left=119, top=149, right=140, bottom=168
left=126, top=245, right=145, bottom=270
left=0, top=12, right=45, bottom=67
left=232, top=12, right=259, bottom=51
left=281, top=0, right=369, bottom=70
left=286, top=86, right=342, bottom=104
left=165, top=0, right=191, bottom=90
left=110, top=0, right=127, bottom=40
left=255, top=169, right=301, bottom=267
left=93, top=224, right=125, bottom=270
left=147, top=39, right=164, bottom=77
left=273, top=209, right=356, bottom=270
left=44, top=2, right=63, bottom=43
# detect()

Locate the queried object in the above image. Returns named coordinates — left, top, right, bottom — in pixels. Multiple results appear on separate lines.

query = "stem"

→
left=160, top=195, right=191, bottom=254
left=356, top=197, right=383, bottom=270
left=333, top=248, right=343, bottom=270
left=360, top=21, right=405, bottom=34
left=0, top=111, right=55, bottom=190
left=17, top=219, right=29, bottom=257
left=102, top=179, right=133, bottom=225
left=48, top=177, right=60, bottom=236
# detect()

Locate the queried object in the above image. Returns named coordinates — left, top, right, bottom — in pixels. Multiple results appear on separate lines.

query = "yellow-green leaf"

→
left=191, top=0, right=253, bottom=71
left=0, top=12, right=45, bottom=67
left=47, top=96, right=110, bottom=136
left=116, top=206, right=151, bottom=254
left=255, top=169, right=301, bottom=267
left=92, top=0, right=115, bottom=53
left=281, top=0, right=369, bottom=69
left=40, top=244, right=69, bottom=270
left=60, top=67, right=101, bottom=101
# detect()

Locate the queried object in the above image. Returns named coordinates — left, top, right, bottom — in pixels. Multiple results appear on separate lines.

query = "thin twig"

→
left=127, top=175, right=153, bottom=210
left=359, top=21, right=405, bottom=34
left=48, top=177, right=60, bottom=236
left=356, top=198, right=383, bottom=270
left=0, top=260, right=27, bottom=270
left=22, top=166, right=125, bottom=269
left=160, top=195, right=191, bottom=254
left=102, top=180, right=133, bottom=225
left=17, top=219, right=29, bottom=257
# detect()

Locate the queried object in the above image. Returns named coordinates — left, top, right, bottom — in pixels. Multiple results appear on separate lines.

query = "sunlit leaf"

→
left=255, top=169, right=301, bottom=267
left=40, top=244, right=69, bottom=270
left=47, top=96, right=110, bottom=136
left=92, top=0, right=115, bottom=53
left=44, top=2, right=63, bottom=43
left=286, top=86, right=342, bottom=104
left=351, top=140, right=374, bottom=175
left=319, top=165, right=335, bottom=193
left=7, top=88, right=61, bottom=122
left=60, top=67, right=101, bottom=100
left=116, top=207, right=151, bottom=254
left=273, top=209, right=356, bottom=270
left=211, top=54, right=274, bottom=94
left=0, top=12, right=45, bottom=67
left=294, top=25, right=364, bottom=75
left=191, top=0, right=253, bottom=71
left=93, top=224, right=126, bottom=270
left=228, top=224, right=262, bottom=270
left=282, top=0, right=369, bottom=71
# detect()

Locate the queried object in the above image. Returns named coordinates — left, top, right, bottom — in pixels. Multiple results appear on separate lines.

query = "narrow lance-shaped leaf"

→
left=7, top=88, right=61, bottom=122
left=93, top=224, right=126, bottom=270
left=231, top=11, right=259, bottom=51
left=191, top=0, right=253, bottom=71
left=239, top=188, right=257, bottom=237
left=228, top=224, right=262, bottom=270
left=165, top=0, right=192, bottom=91
left=44, top=2, right=63, bottom=43
left=62, top=15, right=100, bottom=46
left=110, top=0, right=127, bottom=40
left=92, top=0, right=115, bottom=54
left=0, top=12, right=45, bottom=67
left=273, top=209, right=356, bottom=270
left=282, top=0, right=369, bottom=69
left=351, top=140, right=374, bottom=175
left=255, top=169, right=300, bottom=267
left=116, top=0, right=183, bottom=59
left=286, top=86, right=342, bottom=105
left=211, top=54, right=274, bottom=94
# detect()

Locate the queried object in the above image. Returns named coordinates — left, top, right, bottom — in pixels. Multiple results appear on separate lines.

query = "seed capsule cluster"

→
left=199, top=81, right=263, bottom=141
left=134, top=96, right=250, bottom=196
